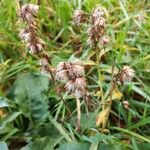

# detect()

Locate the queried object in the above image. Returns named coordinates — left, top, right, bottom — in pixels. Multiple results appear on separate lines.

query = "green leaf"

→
left=128, top=117, right=150, bottom=130
left=70, top=112, right=97, bottom=131
left=0, top=97, right=9, bottom=108
left=56, top=1, right=72, bottom=27
left=111, top=127, right=150, bottom=143
left=138, top=143, right=150, bottom=150
left=98, top=143, right=126, bottom=150
left=0, top=142, right=8, bottom=150
left=58, top=142, right=90, bottom=150
left=21, top=136, right=62, bottom=150
left=0, top=112, right=21, bottom=130
left=1, top=128, right=18, bottom=141
left=49, top=115, right=71, bottom=142
left=58, top=141, right=127, bottom=150
left=14, top=73, right=49, bottom=125
left=132, top=85, right=150, bottom=102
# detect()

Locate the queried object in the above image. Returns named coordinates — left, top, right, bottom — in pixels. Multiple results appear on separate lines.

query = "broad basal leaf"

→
left=14, top=73, right=49, bottom=125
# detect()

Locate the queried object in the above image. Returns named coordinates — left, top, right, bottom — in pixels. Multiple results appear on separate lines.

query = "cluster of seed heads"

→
left=19, top=4, right=135, bottom=103
left=73, top=5, right=110, bottom=47
left=19, top=4, right=89, bottom=100
left=73, top=6, right=135, bottom=84
left=19, top=4, right=52, bottom=76
left=117, top=66, right=135, bottom=84
left=55, top=60, right=88, bottom=99
left=19, top=4, right=45, bottom=54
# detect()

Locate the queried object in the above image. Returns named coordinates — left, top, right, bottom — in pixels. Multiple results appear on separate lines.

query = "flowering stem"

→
left=95, top=47, right=103, bottom=104
left=57, top=91, right=72, bottom=119
left=36, top=0, right=41, bottom=5
left=76, top=97, right=81, bottom=131
left=102, top=57, right=115, bottom=130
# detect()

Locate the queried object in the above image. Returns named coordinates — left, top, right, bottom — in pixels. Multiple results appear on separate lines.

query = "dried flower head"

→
left=19, top=4, right=45, bottom=55
left=87, top=25, right=104, bottom=47
left=65, top=80, right=75, bottom=92
left=73, top=10, right=87, bottom=25
left=65, top=78, right=87, bottom=98
left=56, top=59, right=88, bottom=99
left=92, top=6, right=104, bottom=23
left=39, top=58, right=49, bottom=66
left=94, top=16, right=105, bottom=27
left=118, top=66, right=135, bottom=83
left=75, top=89, right=86, bottom=99
left=100, top=36, right=110, bottom=46
left=26, top=38, right=45, bottom=54
left=55, top=60, right=85, bottom=81
left=86, top=5, right=108, bottom=47
left=20, top=4, right=39, bottom=23
left=69, top=63, right=85, bottom=79
left=19, top=28, right=31, bottom=42
left=74, top=77, right=86, bottom=91
left=87, top=26, right=97, bottom=46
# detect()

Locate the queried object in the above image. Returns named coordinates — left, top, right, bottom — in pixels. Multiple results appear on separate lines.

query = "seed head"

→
left=65, top=80, right=75, bottom=92
left=73, top=10, right=87, bottom=25
left=56, top=59, right=88, bottom=99
left=92, top=6, right=104, bottom=24
left=39, top=58, right=49, bottom=66
left=26, top=38, right=45, bottom=54
left=74, top=77, right=86, bottom=91
left=20, top=4, right=39, bottom=23
left=100, top=36, right=110, bottom=46
left=74, top=89, right=86, bottom=99
left=118, top=66, right=135, bottom=83
left=94, top=17, right=106, bottom=31
left=19, top=29, right=31, bottom=42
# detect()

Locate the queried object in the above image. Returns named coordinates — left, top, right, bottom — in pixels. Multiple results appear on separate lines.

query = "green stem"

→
left=95, top=47, right=103, bottom=107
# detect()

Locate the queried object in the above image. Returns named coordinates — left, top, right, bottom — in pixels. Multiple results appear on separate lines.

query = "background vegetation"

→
left=0, top=0, right=150, bottom=149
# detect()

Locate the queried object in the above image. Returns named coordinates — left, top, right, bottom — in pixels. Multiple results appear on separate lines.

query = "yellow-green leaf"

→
left=96, top=107, right=110, bottom=127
